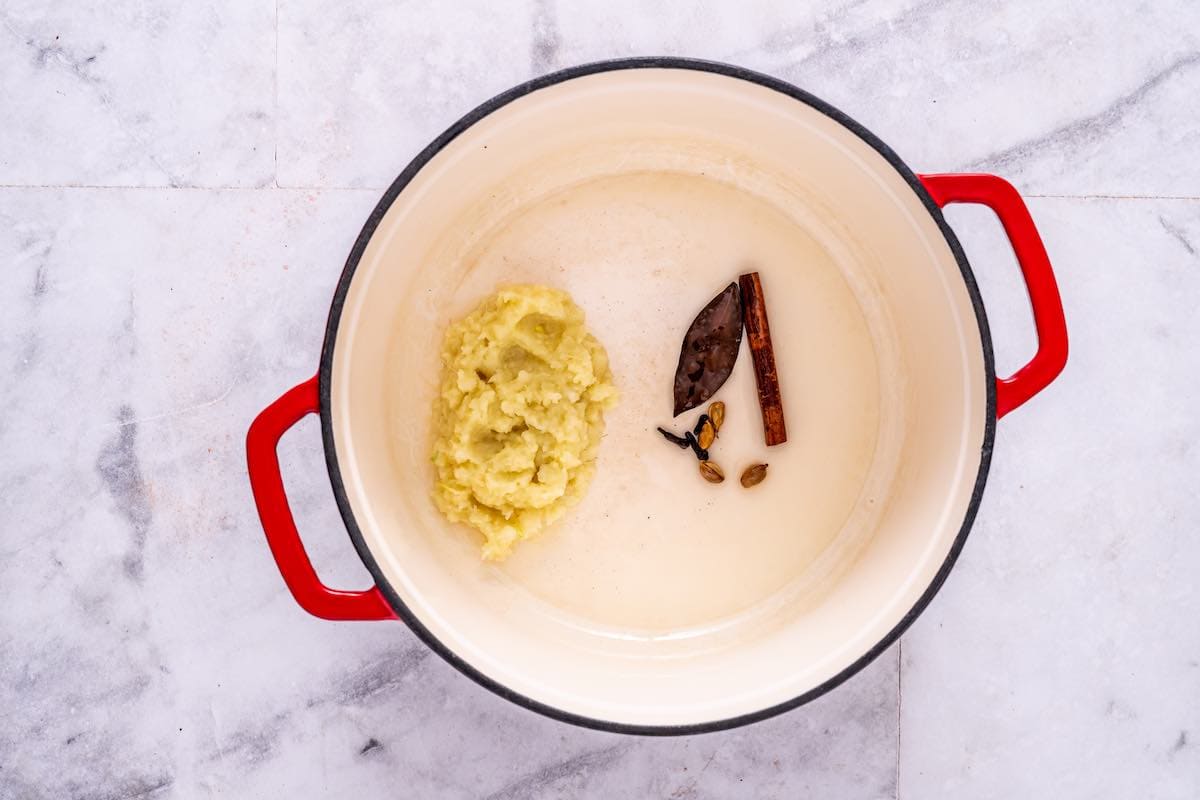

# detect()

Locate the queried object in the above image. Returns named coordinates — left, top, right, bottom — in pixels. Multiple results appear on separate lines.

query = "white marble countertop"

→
left=3, top=1, right=1199, bottom=797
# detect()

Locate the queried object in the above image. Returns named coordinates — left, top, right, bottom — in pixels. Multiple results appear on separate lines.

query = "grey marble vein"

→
left=0, top=1, right=274, bottom=187
left=27, top=37, right=105, bottom=85
left=95, top=405, right=152, bottom=582
left=210, top=710, right=293, bottom=768
left=967, top=52, right=1200, bottom=173
left=767, top=0, right=955, bottom=67
left=81, top=774, right=174, bottom=800
left=482, top=744, right=633, bottom=800
left=316, top=644, right=434, bottom=707
left=530, top=0, right=561, bottom=75
left=1158, top=214, right=1196, bottom=255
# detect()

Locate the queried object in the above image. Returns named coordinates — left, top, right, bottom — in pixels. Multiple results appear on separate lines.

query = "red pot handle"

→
left=246, top=375, right=396, bottom=621
left=919, top=173, right=1068, bottom=419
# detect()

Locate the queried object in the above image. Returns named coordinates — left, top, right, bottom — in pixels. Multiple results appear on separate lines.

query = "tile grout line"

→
left=1024, top=192, right=1200, bottom=201
left=896, top=640, right=902, bottom=800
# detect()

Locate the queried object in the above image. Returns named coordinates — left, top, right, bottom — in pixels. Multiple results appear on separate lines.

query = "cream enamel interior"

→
left=328, top=68, right=987, bottom=727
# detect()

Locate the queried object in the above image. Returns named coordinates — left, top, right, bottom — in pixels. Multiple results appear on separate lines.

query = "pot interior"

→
left=326, top=65, right=988, bottom=728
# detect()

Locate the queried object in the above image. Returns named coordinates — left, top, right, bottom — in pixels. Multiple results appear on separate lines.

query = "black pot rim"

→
left=318, top=56, right=997, bottom=736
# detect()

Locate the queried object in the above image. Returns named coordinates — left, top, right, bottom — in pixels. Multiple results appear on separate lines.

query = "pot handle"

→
left=246, top=375, right=396, bottom=621
left=919, top=173, right=1068, bottom=419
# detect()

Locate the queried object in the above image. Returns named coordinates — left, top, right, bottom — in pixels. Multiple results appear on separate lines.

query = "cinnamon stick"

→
left=738, top=271, right=787, bottom=446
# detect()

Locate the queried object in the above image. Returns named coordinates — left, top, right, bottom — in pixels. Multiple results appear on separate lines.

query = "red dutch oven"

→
left=248, top=58, right=1067, bottom=734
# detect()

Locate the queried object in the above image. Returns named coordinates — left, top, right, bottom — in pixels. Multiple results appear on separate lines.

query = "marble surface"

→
left=1, top=1, right=1198, bottom=797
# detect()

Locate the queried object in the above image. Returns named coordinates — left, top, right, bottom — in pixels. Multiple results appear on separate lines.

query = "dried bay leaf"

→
left=672, top=283, right=743, bottom=416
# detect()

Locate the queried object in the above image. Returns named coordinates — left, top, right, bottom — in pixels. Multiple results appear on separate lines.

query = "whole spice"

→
left=708, top=401, right=725, bottom=433
left=740, top=463, right=769, bottom=488
left=656, top=425, right=709, bottom=459
left=656, top=427, right=690, bottom=449
left=739, top=272, right=787, bottom=446
left=672, top=283, right=744, bottom=416
left=696, top=418, right=716, bottom=450
left=699, top=461, right=725, bottom=484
